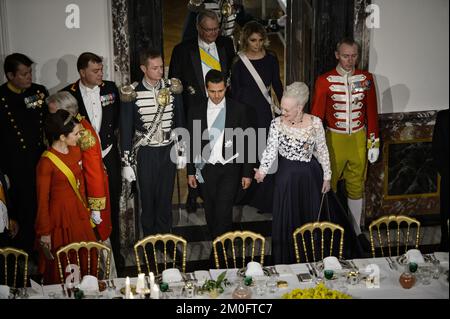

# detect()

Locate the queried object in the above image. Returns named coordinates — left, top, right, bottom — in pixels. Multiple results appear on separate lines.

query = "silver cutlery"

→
left=388, top=256, right=398, bottom=270
left=111, top=279, right=116, bottom=290
left=306, top=263, right=314, bottom=276
left=61, top=284, right=66, bottom=297
left=309, top=263, right=319, bottom=277
left=385, top=257, right=394, bottom=270
left=350, top=260, right=358, bottom=272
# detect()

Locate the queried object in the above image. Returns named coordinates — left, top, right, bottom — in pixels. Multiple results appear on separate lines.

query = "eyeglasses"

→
left=200, top=25, right=220, bottom=34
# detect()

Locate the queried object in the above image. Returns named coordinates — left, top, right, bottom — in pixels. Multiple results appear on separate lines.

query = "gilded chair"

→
left=56, top=241, right=111, bottom=284
left=212, top=230, right=265, bottom=269
left=0, top=247, right=28, bottom=288
left=293, top=222, right=345, bottom=263
left=134, top=234, right=187, bottom=275
left=369, top=215, right=421, bottom=258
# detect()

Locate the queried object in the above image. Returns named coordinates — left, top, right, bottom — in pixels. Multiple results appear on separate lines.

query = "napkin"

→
left=406, top=249, right=425, bottom=264
left=79, top=275, right=99, bottom=292
left=288, top=263, right=310, bottom=274
left=245, top=261, right=264, bottom=277
left=323, top=256, right=342, bottom=270
left=0, top=285, right=9, bottom=299
left=162, top=268, right=183, bottom=283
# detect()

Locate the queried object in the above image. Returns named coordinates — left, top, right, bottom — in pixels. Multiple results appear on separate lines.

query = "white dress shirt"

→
left=207, top=98, right=226, bottom=165
left=79, top=81, right=102, bottom=133
left=198, top=37, right=220, bottom=80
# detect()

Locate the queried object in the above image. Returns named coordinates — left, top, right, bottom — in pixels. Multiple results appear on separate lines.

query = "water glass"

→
left=266, top=277, right=277, bottom=294
left=418, top=266, right=432, bottom=285
left=431, top=260, right=441, bottom=279
left=254, top=277, right=267, bottom=296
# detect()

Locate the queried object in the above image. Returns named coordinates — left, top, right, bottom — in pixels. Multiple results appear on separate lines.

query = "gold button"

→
left=17, top=132, right=21, bottom=136
left=20, top=138, right=24, bottom=142
left=10, top=119, right=14, bottom=122
left=8, top=112, right=11, bottom=115
left=22, top=146, right=26, bottom=149
left=14, top=125, right=17, bottom=129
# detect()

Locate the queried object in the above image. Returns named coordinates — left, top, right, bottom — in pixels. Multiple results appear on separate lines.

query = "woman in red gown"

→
left=35, top=109, right=97, bottom=284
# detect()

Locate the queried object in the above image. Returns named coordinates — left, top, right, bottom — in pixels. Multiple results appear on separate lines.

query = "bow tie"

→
left=86, top=86, right=100, bottom=94
left=205, top=43, right=216, bottom=53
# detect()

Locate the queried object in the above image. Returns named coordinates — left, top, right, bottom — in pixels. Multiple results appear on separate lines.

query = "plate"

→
left=396, top=253, right=432, bottom=265
left=315, top=259, right=354, bottom=272
left=237, top=267, right=271, bottom=277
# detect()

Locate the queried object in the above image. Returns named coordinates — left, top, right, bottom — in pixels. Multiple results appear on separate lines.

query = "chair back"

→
left=56, top=241, right=111, bottom=284
left=0, top=247, right=28, bottom=288
left=134, top=234, right=187, bottom=275
left=212, top=230, right=265, bottom=269
left=369, top=215, right=421, bottom=258
left=293, top=222, right=344, bottom=263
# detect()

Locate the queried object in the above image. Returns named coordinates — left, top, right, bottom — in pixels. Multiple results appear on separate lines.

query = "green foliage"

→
left=200, top=271, right=231, bottom=294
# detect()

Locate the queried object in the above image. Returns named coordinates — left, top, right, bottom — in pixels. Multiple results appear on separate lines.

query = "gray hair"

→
left=196, top=10, right=219, bottom=26
left=283, top=82, right=309, bottom=106
left=46, top=91, right=79, bottom=116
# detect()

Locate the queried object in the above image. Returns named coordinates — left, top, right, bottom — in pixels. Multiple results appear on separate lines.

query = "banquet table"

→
left=15, top=253, right=449, bottom=300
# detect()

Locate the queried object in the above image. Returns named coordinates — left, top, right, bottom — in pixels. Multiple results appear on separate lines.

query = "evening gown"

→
left=231, top=52, right=283, bottom=212
left=259, top=116, right=332, bottom=264
left=35, top=146, right=97, bottom=284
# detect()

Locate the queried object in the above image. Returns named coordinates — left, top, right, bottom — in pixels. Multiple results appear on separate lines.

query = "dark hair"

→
left=205, top=69, right=225, bottom=86
left=336, top=38, right=361, bottom=53
left=139, top=48, right=162, bottom=66
left=44, top=109, right=79, bottom=144
left=77, top=52, right=103, bottom=72
left=4, top=53, right=34, bottom=77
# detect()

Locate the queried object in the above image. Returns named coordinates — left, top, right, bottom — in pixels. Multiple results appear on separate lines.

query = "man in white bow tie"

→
left=61, top=52, right=124, bottom=271
left=186, top=69, right=252, bottom=243
left=170, top=10, right=236, bottom=214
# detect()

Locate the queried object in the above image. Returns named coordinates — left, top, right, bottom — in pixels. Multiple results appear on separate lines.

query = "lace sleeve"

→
left=312, top=116, right=332, bottom=180
left=259, top=119, right=279, bottom=175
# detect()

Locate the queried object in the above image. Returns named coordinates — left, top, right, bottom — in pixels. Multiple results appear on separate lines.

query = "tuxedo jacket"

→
left=61, top=80, right=120, bottom=152
left=186, top=97, right=254, bottom=179
left=169, top=36, right=235, bottom=115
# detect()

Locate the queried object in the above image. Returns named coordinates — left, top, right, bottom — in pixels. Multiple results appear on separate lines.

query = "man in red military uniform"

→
left=311, top=38, right=379, bottom=239
left=46, top=91, right=117, bottom=276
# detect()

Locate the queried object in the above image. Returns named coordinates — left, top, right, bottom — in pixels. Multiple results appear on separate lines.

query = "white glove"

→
left=368, top=148, right=379, bottom=163
left=122, top=166, right=136, bottom=182
left=91, top=210, right=103, bottom=225
left=177, top=155, right=187, bottom=169
left=277, top=15, right=287, bottom=27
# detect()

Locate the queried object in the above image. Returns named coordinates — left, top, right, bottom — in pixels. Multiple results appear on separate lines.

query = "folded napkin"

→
left=162, top=268, right=183, bottom=283
left=406, top=249, right=425, bottom=264
left=194, top=270, right=211, bottom=284
left=0, top=285, right=9, bottom=299
left=323, top=256, right=342, bottom=270
left=245, top=261, right=264, bottom=277
left=79, top=275, right=99, bottom=292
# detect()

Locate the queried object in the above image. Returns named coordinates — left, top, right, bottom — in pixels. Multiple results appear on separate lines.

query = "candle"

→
left=136, top=273, right=145, bottom=295
left=125, top=276, right=131, bottom=299
left=151, top=283, right=160, bottom=299
left=149, top=272, right=155, bottom=288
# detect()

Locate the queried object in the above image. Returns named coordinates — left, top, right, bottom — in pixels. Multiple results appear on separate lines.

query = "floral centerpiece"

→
left=199, top=271, right=231, bottom=298
left=282, top=283, right=352, bottom=299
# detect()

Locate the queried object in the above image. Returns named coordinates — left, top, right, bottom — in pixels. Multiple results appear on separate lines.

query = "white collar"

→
left=198, top=37, right=217, bottom=51
left=142, top=78, right=162, bottom=91
left=208, top=97, right=225, bottom=110
left=79, top=81, right=99, bottom=94
left=336, top=65, right=355, bottom=77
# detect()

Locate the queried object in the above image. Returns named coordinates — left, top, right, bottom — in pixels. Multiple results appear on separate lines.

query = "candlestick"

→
left=125, top=276, right=131, bottom=299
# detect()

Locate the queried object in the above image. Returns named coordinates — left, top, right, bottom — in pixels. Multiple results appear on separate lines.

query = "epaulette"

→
left=119, top=82, right=138, bottom=102
left=168, top=78, right=183, bottom=94
left=78, top=128, right=97, bottom=151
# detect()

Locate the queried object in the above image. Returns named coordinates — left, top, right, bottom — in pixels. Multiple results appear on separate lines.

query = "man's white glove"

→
left=122, top=166, right=136, bottom=182
left=277, top=15, right=287, bottom=27
left=368, top=148, right=380, bottom=163
left=177, top=155, right=187, bottom=170
left=91, top=210, right=103, bottom=225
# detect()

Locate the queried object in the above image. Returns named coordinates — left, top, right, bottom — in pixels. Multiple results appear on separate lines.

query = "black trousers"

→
left=137, top=145, right=176, bottom=236
left=103, top=146, right=123, bottom=263
left=199, top=163, right=241, bottom=240
left=440, top=175, right=449, bottom=251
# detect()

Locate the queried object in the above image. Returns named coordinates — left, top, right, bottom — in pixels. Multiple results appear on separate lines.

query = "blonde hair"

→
left=283, top=82, right=309, bottom=106
left=46, top=91, right=79, bottom=116
left=239, top=21, right=270, bottom=52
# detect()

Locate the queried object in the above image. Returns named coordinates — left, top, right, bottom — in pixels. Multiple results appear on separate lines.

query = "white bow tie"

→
left=86, top=86, right=100, bottom=94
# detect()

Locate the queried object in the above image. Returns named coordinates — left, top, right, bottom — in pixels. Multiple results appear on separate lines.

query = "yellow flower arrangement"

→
left=282, top=283, right=352, bottom=299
